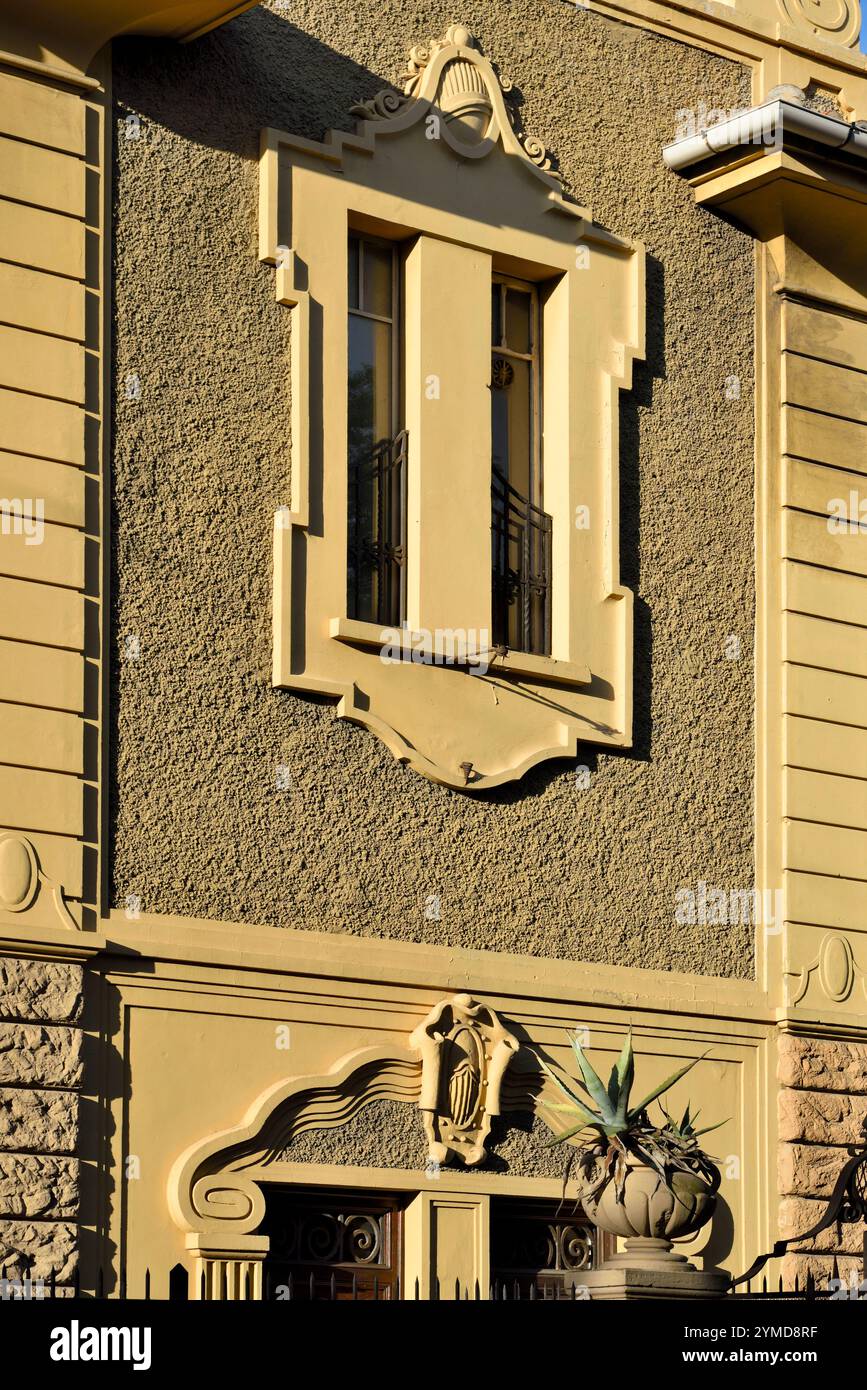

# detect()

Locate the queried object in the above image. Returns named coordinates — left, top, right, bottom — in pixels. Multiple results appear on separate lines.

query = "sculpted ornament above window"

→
left=260, top=24, right=645, bottom=789
left=410, top=993, right=520, bottom=1168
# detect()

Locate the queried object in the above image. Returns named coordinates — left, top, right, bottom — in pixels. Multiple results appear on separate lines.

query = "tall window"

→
left=347, top=233, right=405, bottom=626
left=491, top=275, right=551, bottom=655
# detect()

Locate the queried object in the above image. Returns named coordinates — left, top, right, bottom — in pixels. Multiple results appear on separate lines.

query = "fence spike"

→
left=832, top=1255, right=840, bottom=1281
left=330, top=1272, right=336, bottom=1302
left=474, top=1279, right=480, bottom=1301
left=144, top=1268, right=151, bottom=1301
left=414, top=1277, right=420, bottom=1301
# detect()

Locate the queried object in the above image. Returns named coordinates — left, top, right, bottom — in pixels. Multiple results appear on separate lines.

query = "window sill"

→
left=329, top=618, right=591, bottom=688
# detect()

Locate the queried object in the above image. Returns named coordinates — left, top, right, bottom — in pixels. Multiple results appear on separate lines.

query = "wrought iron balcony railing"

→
left=348, top=429, right=408, bottom=628
left=491, top=467, right=552, bottom=657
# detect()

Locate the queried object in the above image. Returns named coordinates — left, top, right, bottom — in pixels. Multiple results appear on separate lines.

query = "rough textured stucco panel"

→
left=111, top=0, right=755, bottom=976
left=281, top=1099, right=565, bottom=1179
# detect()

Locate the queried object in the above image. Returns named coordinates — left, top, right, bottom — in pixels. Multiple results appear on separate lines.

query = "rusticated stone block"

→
left=0, top=1090, right=78, bottom=1154
left=781, top=1252, right=863, bottom=1293
left=778, top=1087, right=867, bottom=1145
left=0, top=1155, right=78, bottom=1219
left=779, top=1035, right=867, bottom=1094
left=0, top=1220, right=76, bottom=1282
left=779, top=1197, right=864, bottom=1253
left=0, top=959, right=83, bottom=1025
left=0, top=1024, right=82, bottom=1088
left=778, top=1142, right=852, bottom=1198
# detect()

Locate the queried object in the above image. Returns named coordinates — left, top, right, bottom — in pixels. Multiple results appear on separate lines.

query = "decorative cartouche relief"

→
left=410, top=994, right=520, bottom=1167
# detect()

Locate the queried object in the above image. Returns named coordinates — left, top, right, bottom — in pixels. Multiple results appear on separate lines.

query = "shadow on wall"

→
left=113, top=9, right=434, bottom=158
left=111, top=6, right=662, bottom=804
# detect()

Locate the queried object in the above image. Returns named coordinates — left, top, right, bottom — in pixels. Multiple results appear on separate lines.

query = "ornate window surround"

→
left=260, top=24, right=645, bottom=790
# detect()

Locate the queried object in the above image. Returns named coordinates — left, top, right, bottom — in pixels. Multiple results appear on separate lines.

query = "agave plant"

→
left=537, top=1030, right=725, bottom=1202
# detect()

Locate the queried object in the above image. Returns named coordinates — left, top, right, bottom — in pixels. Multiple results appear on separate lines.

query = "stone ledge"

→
left=781, top=1252, right=863, bottom=1291
left=779, top=1036, right=867, bottom=1096
left=779, top=1196, right=865, bottom=1254
left=777, top=1140, right=861, bottom=1198
left=0, top=1089, right=78, bottom=1155
left=0, top=1219, right=76, bottom=1282
left=0, top=1024, right=82, bottom=1089
left=778, top=1088, right=867, bottom=1145
left=0, top=1154, right=78, bottom=1220
left=0, top=959, right=83, bottom=1025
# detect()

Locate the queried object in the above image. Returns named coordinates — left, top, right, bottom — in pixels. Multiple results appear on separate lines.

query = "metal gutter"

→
left=663, top=99, right=867, bottom=171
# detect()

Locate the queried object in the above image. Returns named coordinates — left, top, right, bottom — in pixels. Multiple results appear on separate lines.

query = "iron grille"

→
left=491, top=468, right=552, bottom=657
left=348, top=429, right=407, bottom=628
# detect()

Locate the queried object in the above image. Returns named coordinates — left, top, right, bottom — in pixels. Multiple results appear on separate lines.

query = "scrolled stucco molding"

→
left=168, top=1045, right=423, bottom=1236
left=168, top=998, right=527, bottom=1236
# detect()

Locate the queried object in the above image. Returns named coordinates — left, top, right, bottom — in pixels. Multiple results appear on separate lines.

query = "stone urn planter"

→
left=579, top=1154, right=718, bottom=1270
left=538, top=1028, right=727, bottom=1285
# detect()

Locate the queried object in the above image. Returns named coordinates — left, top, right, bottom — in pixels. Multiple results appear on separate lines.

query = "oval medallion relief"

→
left=0, top=834, right=39, bottom=913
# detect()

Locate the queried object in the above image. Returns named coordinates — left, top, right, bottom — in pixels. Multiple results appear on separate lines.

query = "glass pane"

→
left=348, top=315, right=392, bottom=462
left=506, top=356, right=532, bottom=501
left=492, top=283, right=503, bottom=348
left=348, top=236, right=360, bottom=312
left=348, top=314, right=393, bottom=624
left=363, top=243, right=393, bottom=319
left=505, top=288, right=532, bottom=355
left=492, top=359, right=509, bottom=480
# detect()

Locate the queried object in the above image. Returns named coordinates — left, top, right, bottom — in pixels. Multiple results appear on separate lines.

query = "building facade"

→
left=0, top=0, right=866, bottom=1298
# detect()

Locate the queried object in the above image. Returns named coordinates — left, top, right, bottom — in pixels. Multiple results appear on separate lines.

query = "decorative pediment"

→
left=350, top=23, right=556, bottom=174
left=168, top=999, right=526, bottom=1239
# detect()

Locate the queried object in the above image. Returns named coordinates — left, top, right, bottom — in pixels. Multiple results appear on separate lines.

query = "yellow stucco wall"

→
left=110, top=2, right=757, bottom=975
